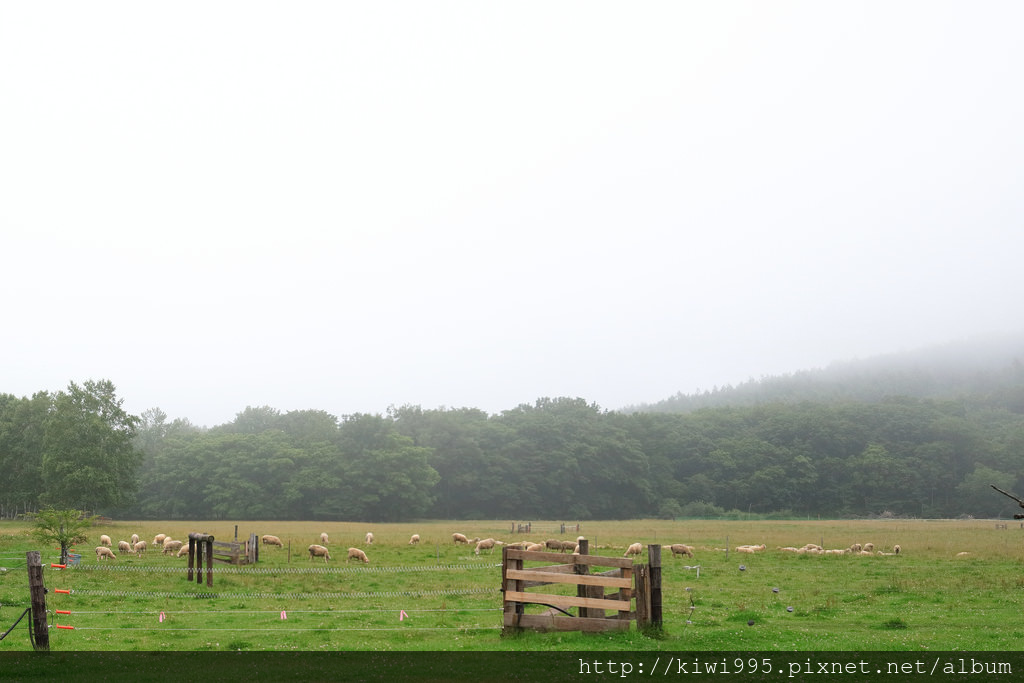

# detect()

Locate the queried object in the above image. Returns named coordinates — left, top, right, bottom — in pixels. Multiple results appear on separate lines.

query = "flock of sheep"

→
left=88, top=529, right=903, bottom=564
left=93, top=532, right=190, bottom=560
left=774, top=542, right=901, bottom=556
left=258, top=531, right=381, bottom=564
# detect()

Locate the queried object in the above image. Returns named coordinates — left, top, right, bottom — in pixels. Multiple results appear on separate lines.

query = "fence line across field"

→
left=50, top=607, right=502, bottom=615
left=64, top=587, right=499, bottom=600
left=53, top=562, right=501, bottom=575
left=63, top=625, right=502, bottom=632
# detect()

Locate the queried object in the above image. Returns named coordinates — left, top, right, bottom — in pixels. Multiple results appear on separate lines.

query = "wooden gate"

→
left=501, top=541, right=635, bottom=633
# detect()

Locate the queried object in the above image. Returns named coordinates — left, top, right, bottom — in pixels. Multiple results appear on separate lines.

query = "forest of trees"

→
left=3, top=350, right=1024, bottom=521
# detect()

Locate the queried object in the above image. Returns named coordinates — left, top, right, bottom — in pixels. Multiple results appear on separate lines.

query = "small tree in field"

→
left=30, top=508, right=97, bottom=565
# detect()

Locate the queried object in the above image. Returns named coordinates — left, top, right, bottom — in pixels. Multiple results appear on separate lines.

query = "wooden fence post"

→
left=575, top=539, right=591, bottom=618
left=501, top=545, right=524, bottom=635
left=205, top=537, right=213, bottom=587
left=635, top=564, right=650, bottom=628
left=26, top=551, right=49, bottom=651
left=648, top=544, right=663, bottom=629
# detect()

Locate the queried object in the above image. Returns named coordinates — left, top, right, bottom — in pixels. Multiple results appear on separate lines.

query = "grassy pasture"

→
left=1, top=518, right=1023, bottom=651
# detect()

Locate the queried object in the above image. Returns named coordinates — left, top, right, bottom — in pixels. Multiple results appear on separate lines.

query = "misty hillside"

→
left=631, top=333, right=1024, bottom=414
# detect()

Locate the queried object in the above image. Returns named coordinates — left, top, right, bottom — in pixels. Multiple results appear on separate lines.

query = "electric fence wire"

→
left=65, top=586, right=499, bottom=600
left=50, top=608, right=502, bottom=614
left=59, top=562, right=501, bottom=575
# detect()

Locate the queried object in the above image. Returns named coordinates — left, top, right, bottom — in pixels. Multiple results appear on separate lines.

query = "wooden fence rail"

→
left=502, top=540, right=635, bottom=633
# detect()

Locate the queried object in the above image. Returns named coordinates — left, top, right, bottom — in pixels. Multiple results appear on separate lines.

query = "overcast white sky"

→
left=3, top=2, right=1022, bottom=426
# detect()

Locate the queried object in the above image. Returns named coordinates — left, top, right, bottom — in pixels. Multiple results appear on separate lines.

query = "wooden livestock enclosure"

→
left=501, top=540, right=639, bottom=633
left=209, top=532, right=259, bottom=566
left=184, top=532, right=259, bottom=587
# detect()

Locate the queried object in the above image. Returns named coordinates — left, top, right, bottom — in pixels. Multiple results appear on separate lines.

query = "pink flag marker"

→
left=159, top=612, right=165, bottom=623
left=399, top=610, right=409, bottom=621
left=281, top=610, right=287, bottom=620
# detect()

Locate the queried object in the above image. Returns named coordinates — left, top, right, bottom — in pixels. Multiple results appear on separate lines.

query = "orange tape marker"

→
left=55, top=589, right=71, bottom=594
left=54, top=624, right=75, bottom=630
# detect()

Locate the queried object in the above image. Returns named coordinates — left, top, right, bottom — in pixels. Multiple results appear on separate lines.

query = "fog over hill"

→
left=631, top=333, right=1024, bottom=414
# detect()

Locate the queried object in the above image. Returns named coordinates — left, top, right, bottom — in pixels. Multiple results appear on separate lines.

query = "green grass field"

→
left=2, top=518, right=1023, bottom=652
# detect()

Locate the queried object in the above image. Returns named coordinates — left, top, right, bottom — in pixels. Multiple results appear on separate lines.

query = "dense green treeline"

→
left=4, top=375, right=1024, bottom=521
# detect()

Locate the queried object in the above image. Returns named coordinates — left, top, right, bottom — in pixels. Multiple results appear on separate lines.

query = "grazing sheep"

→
left=365, top=532, right=374, bottom=545
left=262, top=535, right=284, bottom=548
left=320, top=532, right=329, bottom=545
left=475, top=538, right=497, bottom=555
left=99, top=535, right=112, bottom=547
left=452, top=533, right=469, bottom=544
left=893, top=544, right=901, bottom=555
left=118, top=540, right=133, bottom=554
left=177, top=545, right=192, bottom=558
left=409, top=534, right=420, bottom=545
left=624, top=542, right=643, bottom=558
left=95, top=546, right=116, bottom=560
left=347, top=547, right=369, bottom=563
left=667, top=544, right=695, bottom=559
left=544, top=539, right=563, bottom=551
left=133, top=540, right=147, bottom=556
left=162, top=540, right=184, bottom=554
left=308, top=544, right=331, bottom=562
left=153, top=534, right=167, bottom=546
left=131, top=533, right=140, bottom=545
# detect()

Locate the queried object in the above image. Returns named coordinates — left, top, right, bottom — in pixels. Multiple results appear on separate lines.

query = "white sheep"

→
left=99, top=534, right=112, bottom=547
left=735, top=544, right=767, bottom=553
left=409, top=534, right=420, bottom=545
left=862, top=542, right=875, bottom=553
left=525, top=542, right=545, bottom=552
left=365, top=532, right=374, bottom=545
left=177, top=545, right=192, bottom=558
left=308, top=544, right=331, bottom=562
left=153, top=534, right=167, bottom=546
left=893, top=544, right=901, bottom=555
left=347, top=547, right=369, bottom=563
left=133, top=540, right=147, bottom=555
left=624, top=542, right=643, bottom=558
left=474, top=538, right=497, bottom=555
left=163, top=540, right=184, bottom=554
left=117, top=540, right=132, bottom=554
left=452, top=533, right=469, bottom=544
left=262, top=535, right=284, bottom=547
left=131, top=533, right=140, bottom=545
left=95, top=546, right=116, bottom=560
left=320, top=532, right=329, bottom=545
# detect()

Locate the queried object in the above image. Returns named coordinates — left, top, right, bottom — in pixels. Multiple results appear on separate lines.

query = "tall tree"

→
left=0, top=392, right=49, bottom=517
left=41, top=380, right=142, bottom=511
